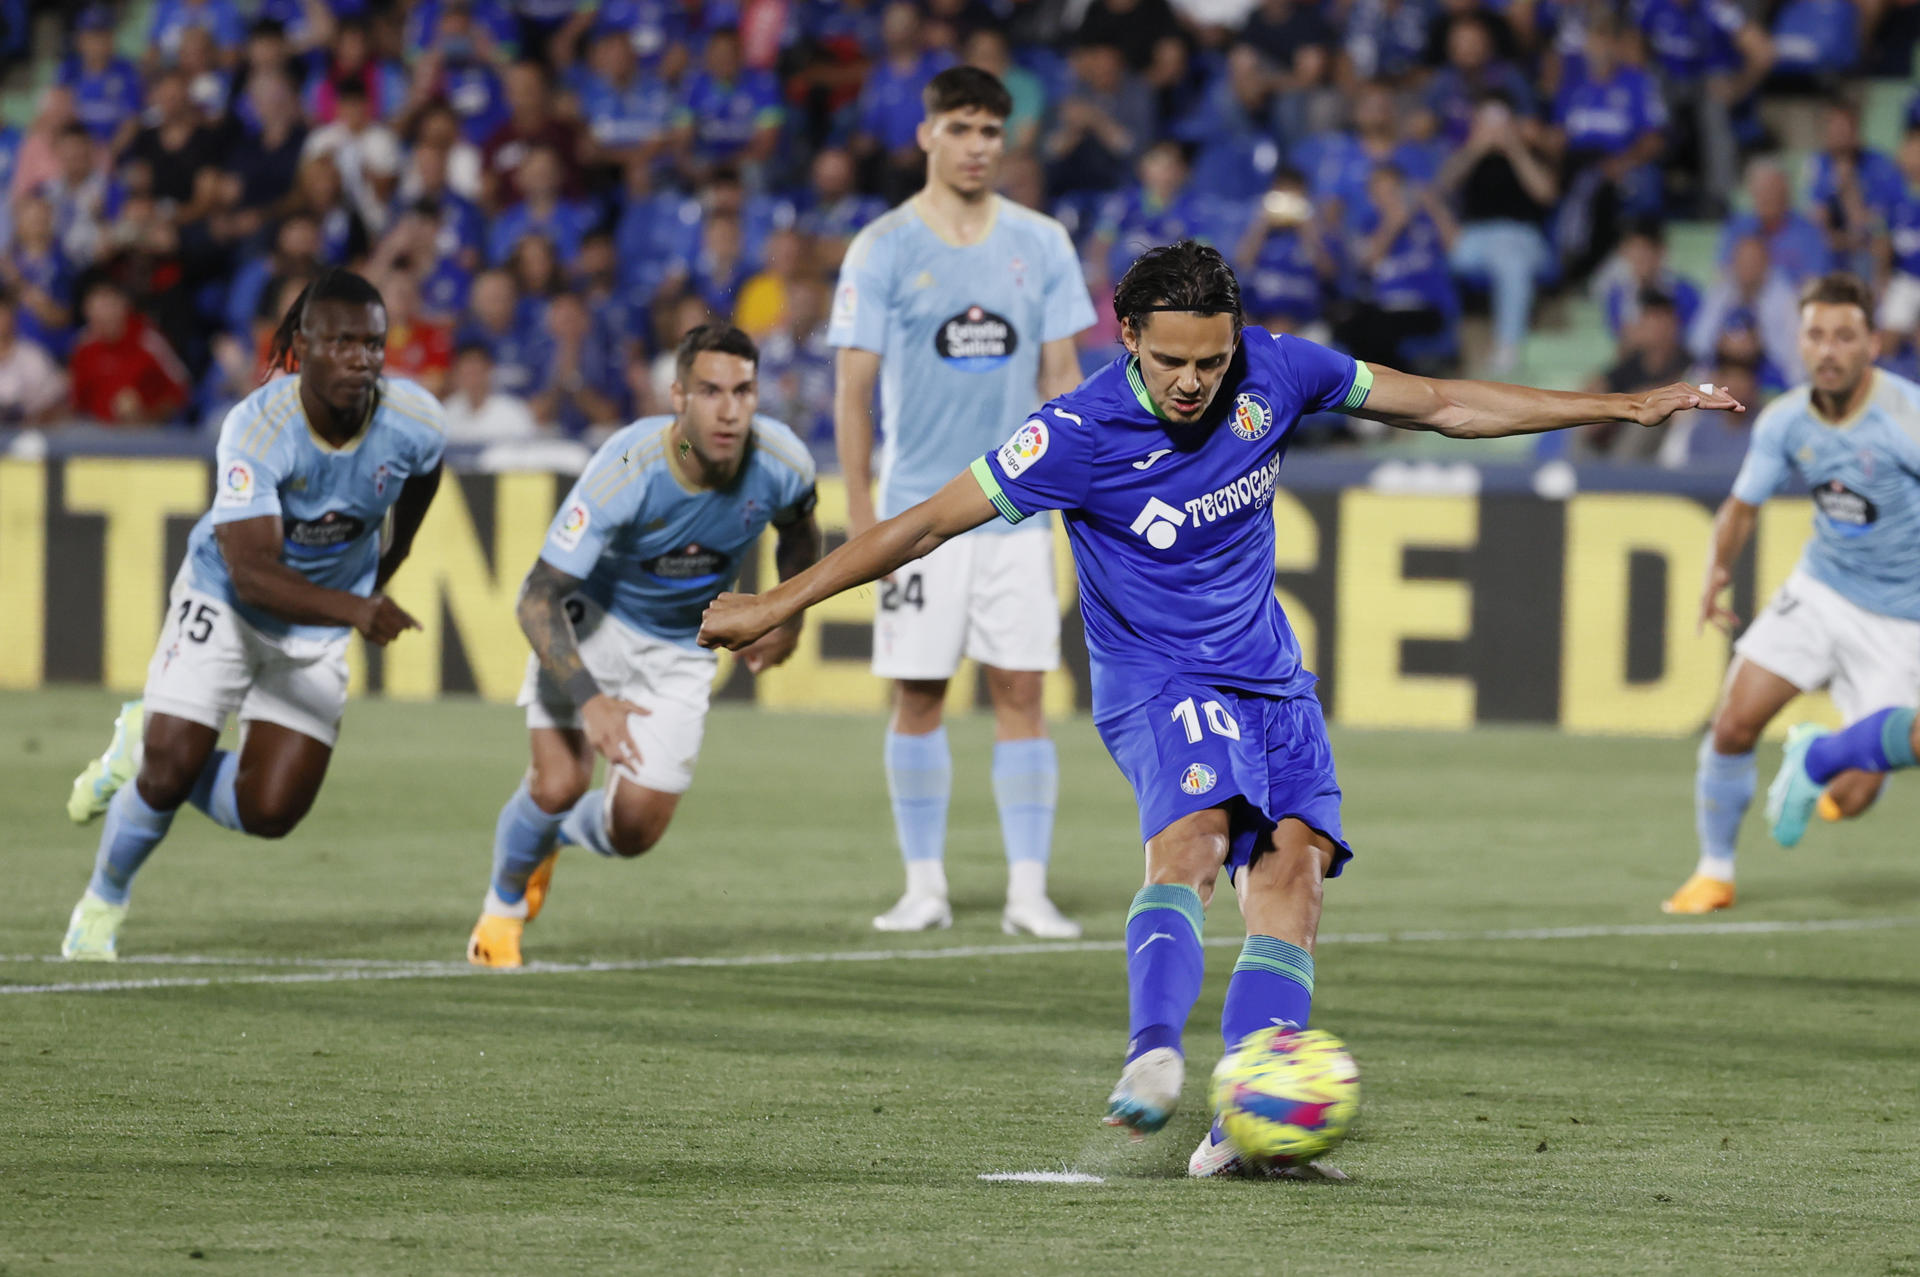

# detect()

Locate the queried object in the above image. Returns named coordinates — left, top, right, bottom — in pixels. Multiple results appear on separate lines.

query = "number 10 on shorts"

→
left=1171, top=696, right=1240, bottom=743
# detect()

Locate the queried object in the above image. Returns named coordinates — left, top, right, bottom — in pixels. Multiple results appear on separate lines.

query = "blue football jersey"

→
left=190, top=376, right=448, bottom=641
left=537, top=415, right=818, bottom=648
left=971, top=327, right=1370, bottom=717
left=828, top=196, right=1097, bottom=530
left=1732, top=370, right=1920, bottom=620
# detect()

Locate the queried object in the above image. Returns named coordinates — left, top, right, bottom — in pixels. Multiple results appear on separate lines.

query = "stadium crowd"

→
left=0, top=0, right=1918, bottom=468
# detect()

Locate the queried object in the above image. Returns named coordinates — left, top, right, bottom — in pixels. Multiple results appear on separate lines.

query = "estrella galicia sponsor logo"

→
left=1230, top=392, right=1273, bottom=442
left=1180, top=763, right=1217, bottom=795
left=284, top=511, right=368, bottom=549
left=935, top=306, right=1018, bottom=371
left=642, top=543, right=730, bottom=582
left=1812, top=480, right=1877, bottom=537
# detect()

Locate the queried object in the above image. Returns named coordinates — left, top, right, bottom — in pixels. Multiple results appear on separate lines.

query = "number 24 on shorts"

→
left=879, top=573, right=925, bottom=612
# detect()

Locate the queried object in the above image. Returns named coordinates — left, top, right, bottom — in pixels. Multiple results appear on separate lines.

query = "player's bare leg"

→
left=472, top=728, right=590, bottom=968
left=602, top=773, right=682, bottom=857
left=875, top=678, right=955, bottom=931
left=1105, top=808, right=1231, bottom=1137
left=1665, top=658, right=1800, bottom=915
left=1818, top=770, right=1884, bottom=821
left=1191, top=822, right=1348, bottom=1178
left=986, top=666, right=1078, bottom=939
left=66, top=713, right=333, bottom=960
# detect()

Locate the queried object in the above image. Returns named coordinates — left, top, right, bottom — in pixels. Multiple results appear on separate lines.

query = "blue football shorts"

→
left=1095, top=678, right=1351, bottom=881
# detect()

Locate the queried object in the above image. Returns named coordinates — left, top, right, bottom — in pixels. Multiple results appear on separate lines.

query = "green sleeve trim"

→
left=1885, top=708, right=1919, bottom=770
left=969, top=456, right=1025, bottom=525
left=1339, top=361, right=1374, bottom=412
left=1127, top=884, right=1204, bottom=938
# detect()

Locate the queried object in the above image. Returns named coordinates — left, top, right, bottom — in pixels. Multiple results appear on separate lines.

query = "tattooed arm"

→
left=516, top=558, right=649, bottom=767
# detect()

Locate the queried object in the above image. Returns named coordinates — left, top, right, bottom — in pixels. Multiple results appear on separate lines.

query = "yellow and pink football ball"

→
left=1209, top=1027, right=1360, bottom=1165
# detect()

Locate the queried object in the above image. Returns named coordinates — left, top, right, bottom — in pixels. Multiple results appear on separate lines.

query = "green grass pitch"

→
left=3, top=688, right=1917, bottom=1275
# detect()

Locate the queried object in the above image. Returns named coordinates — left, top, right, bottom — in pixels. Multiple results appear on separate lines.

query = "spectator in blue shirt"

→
left=57, top=8, right=142, bottom=154
left=1719, top=158, right=1831, bottom=284
left=414, top=4, right=510, bottom=146
left=395, top=141, right=485, bottom=269
left=405, top=0, right=517, bottom=60
left=1769, top=0, right=1860, bottom=81
left=851, top=2, right=952, bottom=200
left=757, top=274, right=836, bottom=455
left=1242, top=0, right=1339, bottom=142
left=150, top=0, right=247, bottom=68
left=1548, top=14, right=1667, bottom=280
left=571, top=228, right=650, bottom=366
left=1875, top=126, right=1920, bottom=342
left=1690, top=233, right=1803, bottom=390
left=686, top=211, right=756, bottom=318
left=1235, top=168, right=1340, bottom=338
left=573, top=25, right=674, bottom=175
left=1438, top=92, right=1559, bottom=375
left=556, top=0, right=686, bottom=72
left=1045, top=43, right=1156, bottom=198
left=1342, top=0, right=1434, bottom=84
left=1422, top=15, right=1536, bottom=148
left=1806, top=97, right=1905, bottom=279
left=614, top=156, right=699, bottom=299
left=1172, top=44, right=1284, bottom=203
left=1337, top=163, right=1460, bottom=374
left=455, top=268, right=540, bottom=396
left=1294, top=81, right=1444, bottom=238
left=529, top=291, right=626, bottom=436
left=673, top=28, right=783, bottom=185
left=486, top=144, right=595, bottom=265
left=797, top=146, right=883, bottom=272
left=1094, top=141, right=1213, bottom=283
left=1596, top=220, right=1701, bottom=340
left=37, top=123, right=122, bottom=269
left=1666, top=345, right=1761, bottom=469
left=1, top=195, right=76, bottom=358
left=1634, top=0, right=1772, bottom=216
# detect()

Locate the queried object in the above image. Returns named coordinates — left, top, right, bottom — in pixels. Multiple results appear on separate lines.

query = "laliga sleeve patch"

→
left=216, top=460, right=256, bottom=507
left=552, top=501, right=592, bottom=551
left=997, top=419, right=1049, bottom=478
left=833, top=282, right=858, bottom=327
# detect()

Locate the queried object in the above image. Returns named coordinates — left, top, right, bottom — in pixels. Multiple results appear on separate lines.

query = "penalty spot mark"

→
left=979, top=1171, right=1106, bottom=1184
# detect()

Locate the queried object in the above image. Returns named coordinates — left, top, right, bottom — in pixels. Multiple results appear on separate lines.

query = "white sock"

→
left=1694, top=851, right=1736, bottom=882
left=904, top=858, right=948, bottom=900
left=1006, top=858, right=1048, bottom=904
left=482, top=886, right=528, bottom=920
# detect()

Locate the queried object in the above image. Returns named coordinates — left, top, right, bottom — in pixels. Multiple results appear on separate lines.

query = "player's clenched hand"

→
left=581, top=693, right=650, bottom=770
left=697, top=592, right=781, bottom=652
left=1627, top=382, right=1745, bottom=428
left=1699, top=563, right=1740, bottom=635
left=739, top=620, right=802, bottom=674
left=356, top=594, right=422, bottom=646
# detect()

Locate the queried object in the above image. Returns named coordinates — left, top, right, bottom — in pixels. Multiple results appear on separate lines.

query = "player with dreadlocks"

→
left=62, top=269, right=448, bottom=961
left=699, top=239, right=1740, bottom=1178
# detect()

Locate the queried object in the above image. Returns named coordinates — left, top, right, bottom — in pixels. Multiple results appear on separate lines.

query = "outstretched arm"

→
left=1350, top=363, right=1744, bottom=440
left=516, top=558, right=649, bottom=769
left=735, top=512, right=826, bottom=674
left=699, top=469, right=997, bottom=651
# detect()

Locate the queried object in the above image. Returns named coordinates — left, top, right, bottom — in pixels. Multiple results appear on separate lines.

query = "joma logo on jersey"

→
left=936, top=306, right=1018, bottom=372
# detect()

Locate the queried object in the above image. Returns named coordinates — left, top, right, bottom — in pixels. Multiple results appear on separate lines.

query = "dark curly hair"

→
left=1112, top=240, right=1243, bottom=334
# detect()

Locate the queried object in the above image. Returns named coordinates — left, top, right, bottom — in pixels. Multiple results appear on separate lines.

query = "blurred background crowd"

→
left=1, top=0, right=1918, bottom=468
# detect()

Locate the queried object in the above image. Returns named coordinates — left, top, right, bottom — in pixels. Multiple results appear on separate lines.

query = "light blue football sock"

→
left=1125, top=884, right=1205, bottom=1062
left=1807, top=707, right=1919, bottom=782
left=885, top=728, right=950, bottom=866
left=88, top=784, right=176, bottom=906
left=556, top=790, right=618, bottom=858
left=490, top=782, right=569, bottom=906
left=992, top=737, right=1057, bottom=867
left=186, top=750, right=244, bottom=832
left=1221, top=935, right=1315, bottom=1048
left=1694, top=736, right=1755, bottom=881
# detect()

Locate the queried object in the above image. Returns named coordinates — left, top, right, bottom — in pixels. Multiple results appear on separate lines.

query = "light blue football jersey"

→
left=1732, top=369, right=1920, bottom=620
left=828, top=195, right=1096, bottom=531
left=190, top=375, right=447, bottom=641
left=537, top=414, right=818, bottom=648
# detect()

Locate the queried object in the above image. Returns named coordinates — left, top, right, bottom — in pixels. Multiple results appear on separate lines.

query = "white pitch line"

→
left=2, top=915, right=1912, bottom=996
left=979, top=1171, right=1106, bottom=1184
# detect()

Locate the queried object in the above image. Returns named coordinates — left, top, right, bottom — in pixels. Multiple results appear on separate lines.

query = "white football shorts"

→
left=1736, top=569, right=1920, bottom=721
left=870, top=522, right=1060, bottom=681
left=145, top=575, right=350, bottom=747
left=519, top=596, right=715, bottom=794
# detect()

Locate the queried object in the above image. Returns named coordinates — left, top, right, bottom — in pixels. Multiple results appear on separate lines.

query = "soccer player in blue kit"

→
left=698, top=241, right=1734, bottom=1176
left=467, top=325, right=822, bottom=968
left=1666, top=273, right=1920, bottom=910
left=62, top=270, right=447, bottom=960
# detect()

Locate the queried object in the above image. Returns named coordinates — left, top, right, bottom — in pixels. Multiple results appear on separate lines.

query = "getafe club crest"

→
left=1231, top=393, right=1273, bottom=442
left=1180, top=763, right=1218, bottom=795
